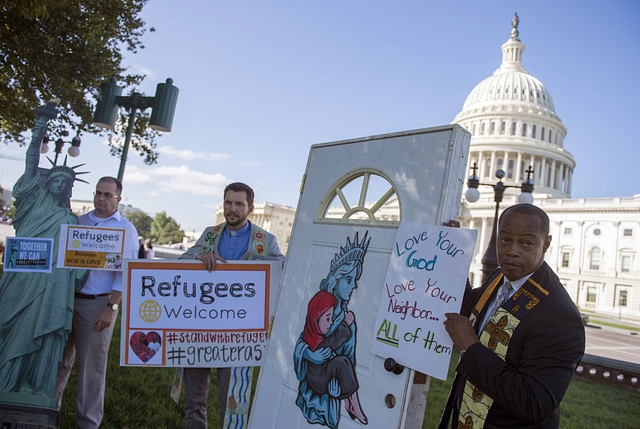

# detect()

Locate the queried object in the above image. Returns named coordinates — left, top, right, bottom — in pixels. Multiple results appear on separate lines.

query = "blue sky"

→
left=1, top=0, right=639, bottom=234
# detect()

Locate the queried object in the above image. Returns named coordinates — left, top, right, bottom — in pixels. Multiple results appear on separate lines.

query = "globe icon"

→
left=139, top=300, right=162, bottom=323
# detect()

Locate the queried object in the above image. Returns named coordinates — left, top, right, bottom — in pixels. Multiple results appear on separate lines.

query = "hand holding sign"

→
left=443, top=312, right=479, bottom=351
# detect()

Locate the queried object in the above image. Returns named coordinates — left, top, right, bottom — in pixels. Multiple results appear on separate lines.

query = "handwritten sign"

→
left=57, top=225, right=127, bottom=270
left=120, top=260, right=282, bottom=368
left=371, top=223, right=476, bottom=380
left=3, top=237, right=54, bottom=273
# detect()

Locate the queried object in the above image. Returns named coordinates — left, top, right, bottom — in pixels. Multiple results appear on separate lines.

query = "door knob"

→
left=384, top=357, right=405, bottom=375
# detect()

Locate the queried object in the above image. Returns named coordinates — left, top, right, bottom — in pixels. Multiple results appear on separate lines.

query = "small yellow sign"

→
left=58, top=225, right=127, bottom=270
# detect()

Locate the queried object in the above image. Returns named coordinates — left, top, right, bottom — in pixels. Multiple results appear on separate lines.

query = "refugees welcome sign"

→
left=121, top=260, right=282, bottom=368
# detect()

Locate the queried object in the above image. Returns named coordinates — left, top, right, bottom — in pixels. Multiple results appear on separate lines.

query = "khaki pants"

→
left=55, top=296, right=117, bottom=429
left=184, top=367, right=231, bottom=429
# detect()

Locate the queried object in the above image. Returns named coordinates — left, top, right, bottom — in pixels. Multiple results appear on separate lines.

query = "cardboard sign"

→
left=57, top=225, right=127, bottom=270
left=371, top=223, right=476, bottom=380
left=121, top=260, right=282, bottom=368
left=2, top=237, right=54, bottom=273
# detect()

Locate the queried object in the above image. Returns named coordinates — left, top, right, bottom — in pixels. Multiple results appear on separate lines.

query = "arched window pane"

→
left=590, top=247, right=601, bottom=270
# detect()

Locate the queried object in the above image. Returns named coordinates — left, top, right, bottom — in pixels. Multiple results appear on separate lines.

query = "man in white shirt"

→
left=55, top=176, right=139, bottom=429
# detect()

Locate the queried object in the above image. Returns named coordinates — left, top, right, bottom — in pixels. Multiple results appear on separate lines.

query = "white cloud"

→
left=125, top=165, right=228, bottom=196
left=158, top=145, right=231, bottom=161
left=128, top=63, right=159, bottom=82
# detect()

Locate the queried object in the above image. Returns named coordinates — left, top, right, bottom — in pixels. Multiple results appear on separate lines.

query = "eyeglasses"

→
left=93, top=191, right=119, bottom=199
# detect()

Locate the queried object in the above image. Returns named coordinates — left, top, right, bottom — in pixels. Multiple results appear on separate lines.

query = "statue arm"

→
left=24, top=101, right=60, bottom=184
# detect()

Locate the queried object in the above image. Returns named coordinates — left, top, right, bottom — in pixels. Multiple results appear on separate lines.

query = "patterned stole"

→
left=172, top=222, right=271, bottom=429
left=457, top=273, right=550, bottom=429
left=201, top=222, right=270, bottom=429
left=201, top=222, right=270, bottom=261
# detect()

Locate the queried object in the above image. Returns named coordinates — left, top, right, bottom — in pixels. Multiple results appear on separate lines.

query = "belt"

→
left=75, top=292, right=110, bottom=299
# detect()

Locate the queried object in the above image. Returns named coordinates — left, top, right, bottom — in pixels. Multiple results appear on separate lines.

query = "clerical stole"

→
left=458, top=274, right=550, bottom=429
left=171, top=222, right=271, bottom=429
left=201, top=222, right=270, bottom=261
left=201, top=222, right=270, bottom=429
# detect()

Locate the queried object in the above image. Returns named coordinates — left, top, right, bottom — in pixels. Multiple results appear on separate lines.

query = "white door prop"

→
left=371, top=223, right=476, bottom=381
left=250, top=125, right=470, bottom=429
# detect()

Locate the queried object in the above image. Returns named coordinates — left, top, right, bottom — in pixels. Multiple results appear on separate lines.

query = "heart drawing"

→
left=130, top=331, right=162, bottom=363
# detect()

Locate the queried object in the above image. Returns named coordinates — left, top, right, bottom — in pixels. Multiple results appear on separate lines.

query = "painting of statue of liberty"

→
left=293, top=231, right=370, bottom=428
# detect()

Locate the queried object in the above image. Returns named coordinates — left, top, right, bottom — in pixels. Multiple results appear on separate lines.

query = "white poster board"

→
left=371, top=223, right=476, bottom=380
left=121, top=259, right=282, bottom=367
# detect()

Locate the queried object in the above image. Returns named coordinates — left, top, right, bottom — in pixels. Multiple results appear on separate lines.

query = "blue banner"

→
left=3, top=237, right=54, bottom=273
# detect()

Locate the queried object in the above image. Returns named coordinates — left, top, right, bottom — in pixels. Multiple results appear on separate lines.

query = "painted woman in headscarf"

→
left=0, top=101, right=86, bottom=400
left=294, top=232, right=369, bottom=428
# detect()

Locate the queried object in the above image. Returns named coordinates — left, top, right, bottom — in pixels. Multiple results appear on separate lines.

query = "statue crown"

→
left=47, top=156, right=89, bottom=184
left=330, top=231, right=371, bottom=272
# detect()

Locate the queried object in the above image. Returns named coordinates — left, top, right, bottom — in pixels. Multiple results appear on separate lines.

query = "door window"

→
left=319, top=170, right=400, bottom=224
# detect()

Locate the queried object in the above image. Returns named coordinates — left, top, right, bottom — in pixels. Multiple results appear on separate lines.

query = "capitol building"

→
left=453, top=17, right=639, bottom=320
left=230, top=17, right=640, bottom=321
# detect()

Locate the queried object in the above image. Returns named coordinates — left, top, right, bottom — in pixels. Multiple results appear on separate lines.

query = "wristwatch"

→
left=107, top=303, right=119, bottom=311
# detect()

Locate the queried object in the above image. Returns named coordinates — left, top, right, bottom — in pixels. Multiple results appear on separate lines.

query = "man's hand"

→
left=443, top=313, right=479, bottom=351
left=94, top=308, right=116, bottom=332
left=195, top=253, right=226, bottom=272
left=443, top=219, right=460, bottom=228
left=94, top=291, right=121, bottom=332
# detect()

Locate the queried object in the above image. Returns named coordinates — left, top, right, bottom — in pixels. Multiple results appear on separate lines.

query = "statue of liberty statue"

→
left=0, top=100, right=87, bottom=410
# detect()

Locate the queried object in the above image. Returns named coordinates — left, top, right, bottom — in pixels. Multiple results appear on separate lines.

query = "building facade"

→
left=258, top=16, right=640, bottom=320
left=454, top=17, right=640, bottom=320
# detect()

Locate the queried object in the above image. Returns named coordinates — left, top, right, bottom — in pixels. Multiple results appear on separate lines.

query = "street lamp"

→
left=93, top=77, right=179, bottom=182
left=464, top=162, right=535, bottom=282
left=39, top=131, right=82, bottom=164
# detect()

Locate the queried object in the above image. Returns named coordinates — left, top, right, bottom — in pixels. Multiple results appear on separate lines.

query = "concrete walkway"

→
left=584, top=314, right=640, bottom=365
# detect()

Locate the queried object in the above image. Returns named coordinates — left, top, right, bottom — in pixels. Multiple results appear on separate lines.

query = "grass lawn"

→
left=59, top=316, right=640, bottom=428
left=423, top=352, right=640, bottom=429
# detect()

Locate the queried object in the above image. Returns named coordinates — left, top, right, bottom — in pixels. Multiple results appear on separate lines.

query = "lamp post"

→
left=39, top=131, right=82, bottom=164
left=464, top=162, right=535, bottom=282
left=93, top=77, right=179, bottom=182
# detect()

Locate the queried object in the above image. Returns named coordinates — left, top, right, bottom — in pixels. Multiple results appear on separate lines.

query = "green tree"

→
left=0, top=0, right=161, bottom=164
left=3, top=200, right=15, bottom=219
left=124, top=210, right=153, bottom=238
left=149, top=211, right=184, bottom=245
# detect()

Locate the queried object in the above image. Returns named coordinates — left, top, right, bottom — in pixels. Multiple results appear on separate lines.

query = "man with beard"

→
left=179, top=182, right=285, bottom=428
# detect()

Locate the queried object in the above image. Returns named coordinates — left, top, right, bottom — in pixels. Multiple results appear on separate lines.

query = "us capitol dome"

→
left=453, top=13, right=575, bottom=201
left=452, top=15, right=638, bottom=321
